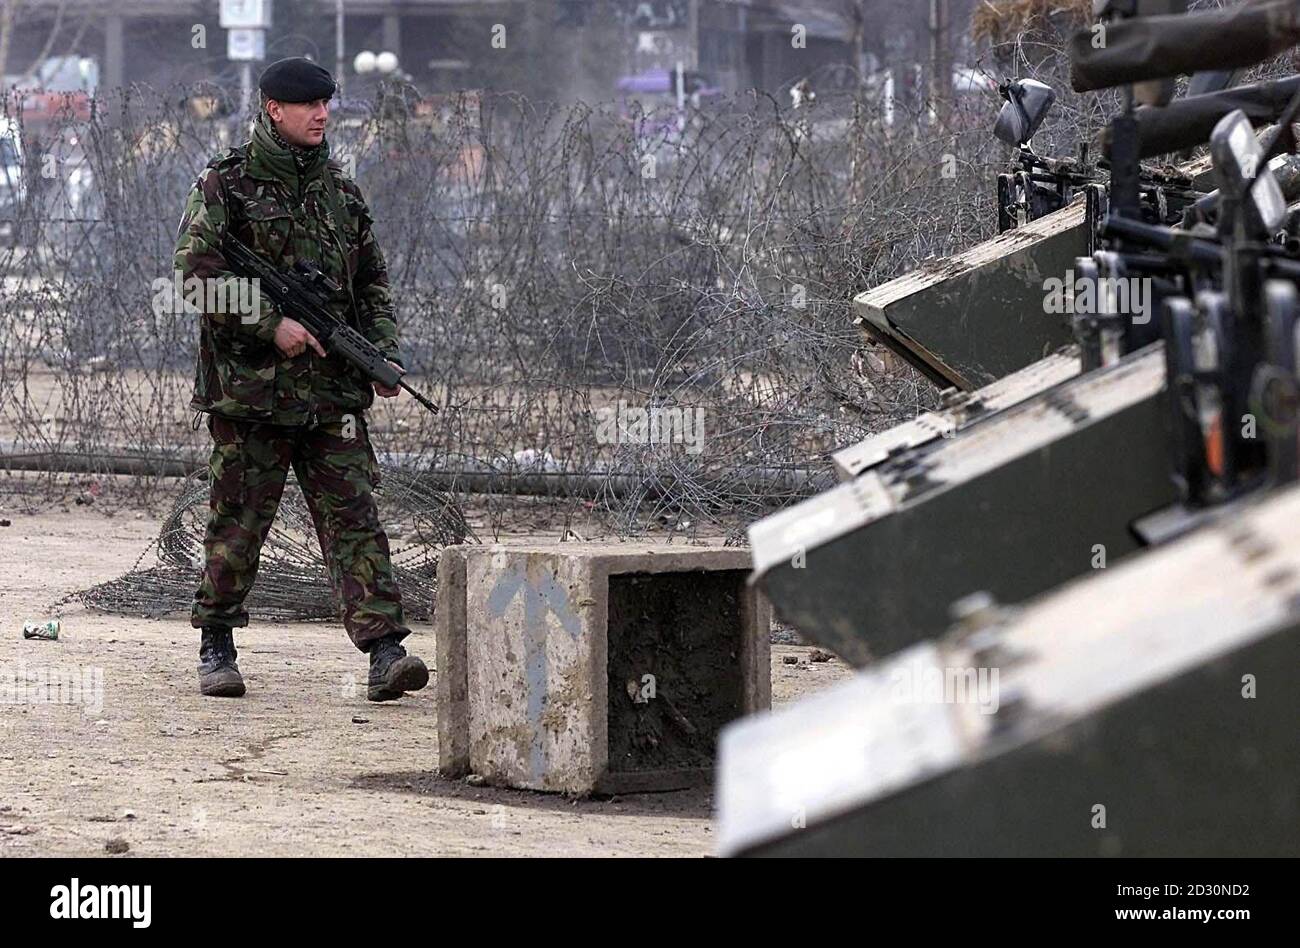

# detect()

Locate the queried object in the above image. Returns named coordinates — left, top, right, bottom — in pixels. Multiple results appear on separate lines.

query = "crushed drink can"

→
left=22, top=620, right=59, bottom=641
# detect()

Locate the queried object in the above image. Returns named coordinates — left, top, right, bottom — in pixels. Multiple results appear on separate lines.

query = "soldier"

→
left=175, top=57, right=429, bottom=702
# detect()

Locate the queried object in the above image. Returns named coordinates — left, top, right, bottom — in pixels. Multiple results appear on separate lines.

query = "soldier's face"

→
left=266, top=98, right=330, bottom=148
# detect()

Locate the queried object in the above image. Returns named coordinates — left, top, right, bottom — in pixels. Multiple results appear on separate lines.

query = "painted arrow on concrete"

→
left=486, top=562, right=583, bottom=782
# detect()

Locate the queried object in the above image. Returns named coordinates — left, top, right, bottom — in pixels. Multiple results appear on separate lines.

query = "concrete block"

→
left=853, top=154, right=1215, bottom=392
left=831, top=348, right=1079, bottom=482
left=854, top=199, right=1086, bottom=390
left=750, top=344, right=1175, bottom=666
left=435, top=542, right=770, bottom=794
left=720, top=480, right=1300, bottom=856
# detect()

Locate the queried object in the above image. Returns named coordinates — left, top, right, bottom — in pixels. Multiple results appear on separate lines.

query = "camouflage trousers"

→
left=190, top=412, right=408, bottom=650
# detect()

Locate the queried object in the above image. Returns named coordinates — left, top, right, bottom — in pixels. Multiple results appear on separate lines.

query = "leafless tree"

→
left=0, top=0, right=77, bottom=86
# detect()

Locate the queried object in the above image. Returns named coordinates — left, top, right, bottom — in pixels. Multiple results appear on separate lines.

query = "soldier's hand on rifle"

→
left=374, top=361, right=404, bottom=398
left=274, top=317, right=327, bottom=360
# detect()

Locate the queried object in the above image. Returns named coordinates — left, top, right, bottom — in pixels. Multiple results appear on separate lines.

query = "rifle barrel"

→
left=221, top=235, right=439, bottom=415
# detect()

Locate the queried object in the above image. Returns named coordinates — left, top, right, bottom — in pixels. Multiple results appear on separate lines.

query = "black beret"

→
left=258, top=57, right=336, bottom=103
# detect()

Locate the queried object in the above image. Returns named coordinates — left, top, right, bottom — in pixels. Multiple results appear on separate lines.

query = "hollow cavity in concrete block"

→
left=435, top=543, right=770, bottom=795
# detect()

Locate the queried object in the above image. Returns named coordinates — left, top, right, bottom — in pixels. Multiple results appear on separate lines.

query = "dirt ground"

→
left=0, top=505, right=850, bottom=857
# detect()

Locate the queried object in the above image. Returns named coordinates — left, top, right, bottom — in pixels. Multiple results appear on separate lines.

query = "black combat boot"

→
left=198, top=626, right=246, bottom=697
left=367, top=635, right=429, bottom=702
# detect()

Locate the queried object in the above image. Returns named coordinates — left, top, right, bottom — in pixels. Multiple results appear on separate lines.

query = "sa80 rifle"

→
left=223, top=234, right=439, bottom=415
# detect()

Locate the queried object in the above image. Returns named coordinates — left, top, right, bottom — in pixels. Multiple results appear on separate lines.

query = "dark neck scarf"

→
left=263, top=113, right=324, bottom=173
left=250, top=110, right=329, bottom=186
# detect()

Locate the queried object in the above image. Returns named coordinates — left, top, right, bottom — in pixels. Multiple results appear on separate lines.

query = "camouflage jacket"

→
left=176, top=112, right=403, bottom=425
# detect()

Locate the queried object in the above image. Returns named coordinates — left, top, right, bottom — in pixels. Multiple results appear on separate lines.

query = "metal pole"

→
left=335, top=0, right=345, bottom=94
left=687, top=0, right=700, bottom=70
left=0, top=440, right=833, bottom=500
left=240, top=62, right=252, bottom=119
left=675, top=60, right=686, bottom=132
left=929, top=0, right=950, bottom=126
left=104, top=15, right=125, bottom=92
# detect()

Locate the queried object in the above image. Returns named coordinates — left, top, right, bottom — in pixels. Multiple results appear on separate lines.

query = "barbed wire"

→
left=0, top=62, right=1070, bottom=538
left=60, top=463, right=475, bottom=620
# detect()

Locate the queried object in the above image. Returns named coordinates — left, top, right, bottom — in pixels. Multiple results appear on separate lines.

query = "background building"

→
left=0, top=1, right=987, bottom=103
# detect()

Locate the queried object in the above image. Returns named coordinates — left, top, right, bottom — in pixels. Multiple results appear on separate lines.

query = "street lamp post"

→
left=336, top=0, right=345, bottom=95
left=354, top=50, right=398, bottom=77
left=356, top=50, right=403, bottom=129
left=222, top=0, right=272, bottom=120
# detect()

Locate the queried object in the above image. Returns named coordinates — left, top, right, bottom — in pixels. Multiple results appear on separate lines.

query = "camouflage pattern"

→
left=190, top=412, right=408, bottom=649
left=184, top=110, right=409, bottom=650
left=175, top=111, right=402, bottom=425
